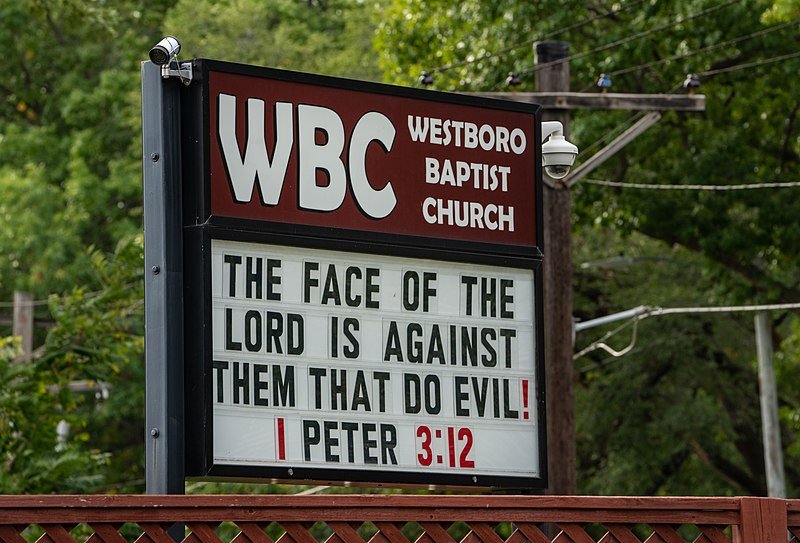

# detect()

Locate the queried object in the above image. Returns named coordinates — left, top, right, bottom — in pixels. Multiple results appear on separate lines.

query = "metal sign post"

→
left=142, top=61, right=185, bottom=497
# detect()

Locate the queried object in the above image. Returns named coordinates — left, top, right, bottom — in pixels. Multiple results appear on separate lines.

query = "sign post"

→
left=147, top=58, right=547, bottom=490
left=142, top=61, right=185, bottom=502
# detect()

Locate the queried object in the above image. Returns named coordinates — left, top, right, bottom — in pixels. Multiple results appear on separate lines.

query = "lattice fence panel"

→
left=0, top=520, right=743, bottom=543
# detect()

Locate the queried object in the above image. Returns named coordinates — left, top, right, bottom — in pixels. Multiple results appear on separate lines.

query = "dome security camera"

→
left=542, top=134, right=578, bottom=180
left=541, top=121, right=578, bottom=180
left=149, top=36, right=181, bottom=66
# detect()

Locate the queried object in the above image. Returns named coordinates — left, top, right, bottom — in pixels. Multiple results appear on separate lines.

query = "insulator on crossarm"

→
left=596, top=73, right=612, bottom=91
left=683, top=73, right=701, bottom=94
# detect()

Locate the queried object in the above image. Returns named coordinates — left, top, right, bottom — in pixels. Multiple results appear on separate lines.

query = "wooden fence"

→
left=0, top=495, right=796, bottom=543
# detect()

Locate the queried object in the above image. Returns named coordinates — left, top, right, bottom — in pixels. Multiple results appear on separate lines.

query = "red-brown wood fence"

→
left=0, top=495, right=796, bottom=543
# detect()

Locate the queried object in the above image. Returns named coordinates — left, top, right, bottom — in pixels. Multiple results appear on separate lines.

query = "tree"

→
left=0, top=0, right=171, bottom=493
left=0, top=233, right=145, bottom=493
left=164, top=0, right=384, bottom=81
left=0, top=1, right=172, bottom=297
left=0, top=0, right=386, bottom=493
left=378, top=0, right=800, bottom=496
left=0, top=336, right=104, bottom=493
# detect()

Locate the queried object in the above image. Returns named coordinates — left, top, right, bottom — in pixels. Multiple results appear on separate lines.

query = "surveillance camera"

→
left=149, top=36, right=181, bottom=66
left=541, top=134, right=578, bottom=180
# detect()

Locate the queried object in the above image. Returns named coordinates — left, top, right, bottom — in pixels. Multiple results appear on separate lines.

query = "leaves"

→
left=379, top=0, right=800, bottom=495
left=0, top=335, right=106, bottom=493
left=1, top=0, right=798, bottom=497
left=0, top=0, right=385, bottom=493
left=165, top=0, right=385, bottom=81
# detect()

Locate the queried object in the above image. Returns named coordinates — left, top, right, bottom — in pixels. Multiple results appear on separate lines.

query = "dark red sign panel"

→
left=208, top=70, right=538, bottom=248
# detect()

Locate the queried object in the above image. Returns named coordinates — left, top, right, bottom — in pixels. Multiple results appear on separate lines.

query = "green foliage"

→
left=2, top=0, right=798, bottom=498
left=377, top=0, right=576, bottom=90
left=0, top=0, right=387, bottom=494
left=0, top=0, right=169, bottom=298
left=574, top=228, right=768, bottom=495
left=0, top=334, right=106, bottom=493
left=0, top=0, right=165, bottom=492
left=778, top=320, right=800, bottom=476
left=0, top=234, right=146, bottom=493
left=0, top=166, right=88, bottom=293
left=379, top=0, right=800, bottom=496
left=164, top=0, right=384, bottom=81
left=762, top=0, right=800, bottom=22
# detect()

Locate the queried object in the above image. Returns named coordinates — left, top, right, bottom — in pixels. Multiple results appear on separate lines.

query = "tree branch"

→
left=43, top=4, right=67, bottom=45
left=779, top=100, right=800, bottom=173
left=689, top=438, right=761, bottom=494
left=635, top=223, right=800, bottom=303
left=644, top=448, right=690, bottom=495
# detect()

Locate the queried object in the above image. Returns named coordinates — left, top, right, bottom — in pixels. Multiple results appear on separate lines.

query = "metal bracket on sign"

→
left=161, top=61, right=193, bottom=86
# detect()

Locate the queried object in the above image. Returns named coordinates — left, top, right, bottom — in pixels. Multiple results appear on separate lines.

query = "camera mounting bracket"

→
left=161, top=61, right=193, bottom=86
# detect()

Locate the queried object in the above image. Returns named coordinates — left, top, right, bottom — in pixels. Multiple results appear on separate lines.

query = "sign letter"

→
left=349, top=112, right=397, bottom=219
left=298, top=104, right=347, bottom=212
left=217, top=94, right=293, bottom=205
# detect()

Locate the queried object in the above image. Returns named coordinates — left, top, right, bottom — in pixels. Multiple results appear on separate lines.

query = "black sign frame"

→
left=179, top=59, right=547, bottom=489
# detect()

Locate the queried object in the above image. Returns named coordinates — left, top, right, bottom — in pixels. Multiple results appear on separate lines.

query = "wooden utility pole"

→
left=535, top=41, right=576, bottom=495
left=13, top=291, right=33, bottom=362
left=470, top=42, right=706, bottom=495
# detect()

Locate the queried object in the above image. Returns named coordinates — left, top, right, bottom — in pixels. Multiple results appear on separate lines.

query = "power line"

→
left=427, top=0, right=648, bottom=75
left=0, top=282, right=143, bottom=309
left=0, top=298, right=51, bottom=308
left=584, top=178, right=800, bottom=191
left=515, top=0, right=742, bottom=79
left=604, top=18, right=800, bottom=79
left=578, top=24, right=798, bottom=92
left=577, top=51, right=800, bottom=181
left=577, top=111, right=648, bottom=156
left=699, top=49, right=800, bottom=77
left=576, top=75, right=683, bottom=145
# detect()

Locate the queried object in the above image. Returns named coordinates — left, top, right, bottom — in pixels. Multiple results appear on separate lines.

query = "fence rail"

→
left=0, top=495, right=796, bottom=543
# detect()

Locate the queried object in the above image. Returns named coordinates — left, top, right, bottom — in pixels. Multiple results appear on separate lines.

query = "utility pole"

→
left=535, top=41, right=576, bottom=496
left=754, top=312, right=786, bottom=498
left=470, top=42, right=705, bottom=496
left=13, top=291, right=33, bottom=362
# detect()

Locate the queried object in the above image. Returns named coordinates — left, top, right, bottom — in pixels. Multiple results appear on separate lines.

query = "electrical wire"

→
left=576, top=70, right=684, bottom=148
left=0, top=298, right=51, bottom=308
left=578, top=25, right=798, bottom=92
left=589, top=175, right=800, bottom=190
left=0, top=282, right=143, bottom=309
left=514, top=0, right=742, bottom=79
left=576, top=111, right=648, bottom=157
left=576, top=51, right=800, bottom=185
left=427, top=0, right=649, bottom=75
left=699, top=49, right=800, bottom=77
left=584, top=178, right=800, bottom=190
left=604, top=18, right=800, bottom=79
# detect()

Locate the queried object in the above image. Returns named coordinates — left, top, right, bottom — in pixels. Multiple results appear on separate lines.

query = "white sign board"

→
left=173, top=61, right=547, bottom=489
left=210, top=239, right=540, bottom=480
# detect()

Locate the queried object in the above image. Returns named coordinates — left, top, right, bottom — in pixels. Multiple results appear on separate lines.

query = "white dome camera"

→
left=541, top=121, right=579, bottom=180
